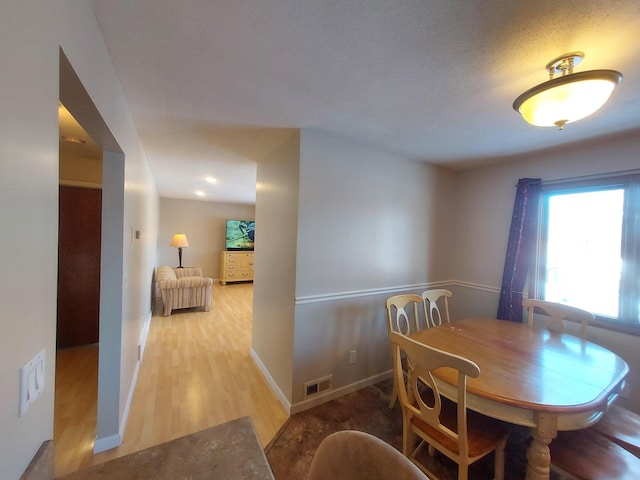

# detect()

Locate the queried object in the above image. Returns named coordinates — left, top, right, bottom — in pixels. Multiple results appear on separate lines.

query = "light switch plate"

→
left=19, top=349, right=45, bottom=416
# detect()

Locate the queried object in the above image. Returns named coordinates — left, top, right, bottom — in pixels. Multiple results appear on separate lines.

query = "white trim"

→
left=294, top=279, right=499, bottom=305
left=94, top=358, right=141, bottom=453
left=291, top=370, right=393, bottom=414
left=250, top=348, right=292, bottom=414
left=251, top=280, right=500, bottom=417
left=295, top=280, right=455, bottom=305
left=138, top=312, right=152, bottom=361
left=93, top=433, right=122, bottom=453
left=451, top=280, right=501, bottom=294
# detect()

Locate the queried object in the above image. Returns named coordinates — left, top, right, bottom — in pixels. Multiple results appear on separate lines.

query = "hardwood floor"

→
left=54, top=345, right=99, bottom=475
left=53, top=282, right=289, bottom=478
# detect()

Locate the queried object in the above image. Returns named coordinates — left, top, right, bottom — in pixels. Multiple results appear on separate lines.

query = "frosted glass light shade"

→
left=514, top=70, right=622, bottom=129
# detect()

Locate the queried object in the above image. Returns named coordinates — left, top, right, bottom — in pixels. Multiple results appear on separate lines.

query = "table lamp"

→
left=169, top=233, right=189, bottom=268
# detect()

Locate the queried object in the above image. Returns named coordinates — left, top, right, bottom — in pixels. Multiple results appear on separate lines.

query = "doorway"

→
left=54, top=102, right=103, bottom=475
left=57, top=49, right=126, bottom=472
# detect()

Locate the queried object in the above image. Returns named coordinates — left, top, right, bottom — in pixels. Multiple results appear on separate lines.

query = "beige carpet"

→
left=265, top=379, right=534, bottom=480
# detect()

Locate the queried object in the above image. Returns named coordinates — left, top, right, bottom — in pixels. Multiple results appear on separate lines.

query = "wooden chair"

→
left=591, top=403, right=640, bottom=458
left=550, top=427, right=640, bottom=480
left=307, top=430, right=430, bottom=480
left=386, top=294, right=426, bottom=409
left=522, top=298, right=594, bottom=340
left=389, top=331, right=508, bottom=480
left=421, top=289, right=452, bottom=328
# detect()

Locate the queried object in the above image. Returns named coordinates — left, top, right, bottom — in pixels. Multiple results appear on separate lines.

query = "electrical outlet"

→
left=349, top=349, right=357, bottom=364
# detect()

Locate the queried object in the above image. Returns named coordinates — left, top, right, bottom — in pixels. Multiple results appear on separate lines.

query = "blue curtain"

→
left=496, top=178, right=542, bottom=322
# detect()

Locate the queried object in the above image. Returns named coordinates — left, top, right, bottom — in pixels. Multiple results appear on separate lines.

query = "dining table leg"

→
left=525, top=412, right=558, bottom=480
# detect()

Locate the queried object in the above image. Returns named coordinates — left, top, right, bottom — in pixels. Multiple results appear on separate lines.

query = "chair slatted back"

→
left=421, top=289, right=452, bottom=328
left=523, top=299, right=594, bottom=340
left=386, top=294, right=425, bottom=336
left=389, top=331, right=479, bottom=459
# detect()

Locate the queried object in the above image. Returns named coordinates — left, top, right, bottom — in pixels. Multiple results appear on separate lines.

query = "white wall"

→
left=158, top=198, right=255, bottom=278
left=453, top=131, right=640, bottom=412
left=252, top=129, right=458, bottom=410
left=0, top=4, right=59, bottom=478
left=0, top=2, right=159, bottom=477
left=290, top=130, right=457, bottom=407
left=296, top=130, right=455, bottom=295
left=252, top=132, right=301, bottom=409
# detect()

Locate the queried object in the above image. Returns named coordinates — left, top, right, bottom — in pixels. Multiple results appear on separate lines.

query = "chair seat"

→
left=411, top=400, right=508, bottom=458
left=591, top=404, right=640, bottom=458
left=550, top=428, right=640, bottom=480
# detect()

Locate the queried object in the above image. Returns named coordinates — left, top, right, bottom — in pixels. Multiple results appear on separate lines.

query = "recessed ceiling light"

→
left=195, top=190, right=205, bottom=197
left=205, top=176, right=217, bottom=183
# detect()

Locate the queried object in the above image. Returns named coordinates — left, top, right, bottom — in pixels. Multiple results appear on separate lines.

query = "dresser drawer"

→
left=220, top=251, right=254, bottom=285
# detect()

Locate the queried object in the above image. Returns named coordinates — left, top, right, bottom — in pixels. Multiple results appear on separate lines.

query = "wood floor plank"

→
left=54, top=282, right=289, bottom=477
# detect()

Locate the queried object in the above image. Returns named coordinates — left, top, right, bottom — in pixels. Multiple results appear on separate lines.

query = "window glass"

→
left=539, top=175, right=640, bottom=333
left=544, top=189, right=623, bottom=317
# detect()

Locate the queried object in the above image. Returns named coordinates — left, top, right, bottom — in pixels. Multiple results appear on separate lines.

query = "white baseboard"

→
left=250, top=347, right=394, bottom=416
left=94, top=312, right=149, bottom=454
left=250, top=348, right=292, bottom=414
left=290, top=370, right=393, bottom=414
left=138, top=312, right=152, bottom=361
left=93, top=359, right=139, bottom=454
left=93, top=433, right=122, bottom=453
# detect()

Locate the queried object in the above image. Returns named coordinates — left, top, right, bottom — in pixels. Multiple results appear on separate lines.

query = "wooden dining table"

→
left=410, top=318, right=629, bottom=480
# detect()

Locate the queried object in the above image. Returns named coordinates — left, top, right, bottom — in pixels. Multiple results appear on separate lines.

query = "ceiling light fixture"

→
left=513, top=52, right=622, bottom=130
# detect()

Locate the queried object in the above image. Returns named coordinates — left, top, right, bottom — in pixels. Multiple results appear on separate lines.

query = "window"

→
left=537, top=174, right=640, bottom=334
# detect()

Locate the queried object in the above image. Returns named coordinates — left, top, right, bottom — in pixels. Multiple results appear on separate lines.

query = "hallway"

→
left=54, top=282, right=288, bottom=477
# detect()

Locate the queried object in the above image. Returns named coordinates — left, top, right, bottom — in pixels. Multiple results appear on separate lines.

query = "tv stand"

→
left=220, top=251, right=254, bottom=285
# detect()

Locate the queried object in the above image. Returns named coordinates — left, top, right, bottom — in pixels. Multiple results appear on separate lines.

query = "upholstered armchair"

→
left=155, top=266, right=213, bottom=316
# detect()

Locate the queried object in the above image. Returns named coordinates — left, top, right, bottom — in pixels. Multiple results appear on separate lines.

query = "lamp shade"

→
left=169, top=233, right=189, bottom=248
left=514, top=71, right=622, bottom=129
left=513, top=52, right=622, bottom=130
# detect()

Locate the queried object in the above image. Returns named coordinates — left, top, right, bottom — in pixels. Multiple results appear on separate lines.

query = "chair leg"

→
left=493, top=437, right=507, bottom=480
left=457, top=464, right=468, bottom=480
left=403, top=419, right=418, bottom=457
left=388, top=382, right=398, bottom=409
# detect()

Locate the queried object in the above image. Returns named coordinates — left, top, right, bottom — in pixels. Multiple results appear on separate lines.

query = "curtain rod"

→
left=542, top=168, right=640, bottom=185
left=515, top=168, right=640, bottom=187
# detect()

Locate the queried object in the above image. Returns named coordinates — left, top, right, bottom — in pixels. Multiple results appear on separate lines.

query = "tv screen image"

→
left=225, top=220, right=255, bottom=250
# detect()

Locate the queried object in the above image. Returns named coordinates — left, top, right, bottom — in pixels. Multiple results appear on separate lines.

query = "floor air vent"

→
left=304, top=375, right=332, bottom=398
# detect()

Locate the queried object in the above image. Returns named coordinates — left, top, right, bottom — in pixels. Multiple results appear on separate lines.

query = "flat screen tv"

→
left=225, top=220, right=255, bottom=250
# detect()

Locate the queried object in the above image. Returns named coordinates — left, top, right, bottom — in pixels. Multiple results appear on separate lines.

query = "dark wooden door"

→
left=57, top=186, right=102, bottom=348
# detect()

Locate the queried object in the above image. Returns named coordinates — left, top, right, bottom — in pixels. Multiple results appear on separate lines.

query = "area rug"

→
left=265, top=379, right=532, bottom=480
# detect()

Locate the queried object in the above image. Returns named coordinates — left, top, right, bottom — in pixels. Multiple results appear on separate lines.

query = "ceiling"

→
left=82, top=1, right=640, bottom=204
